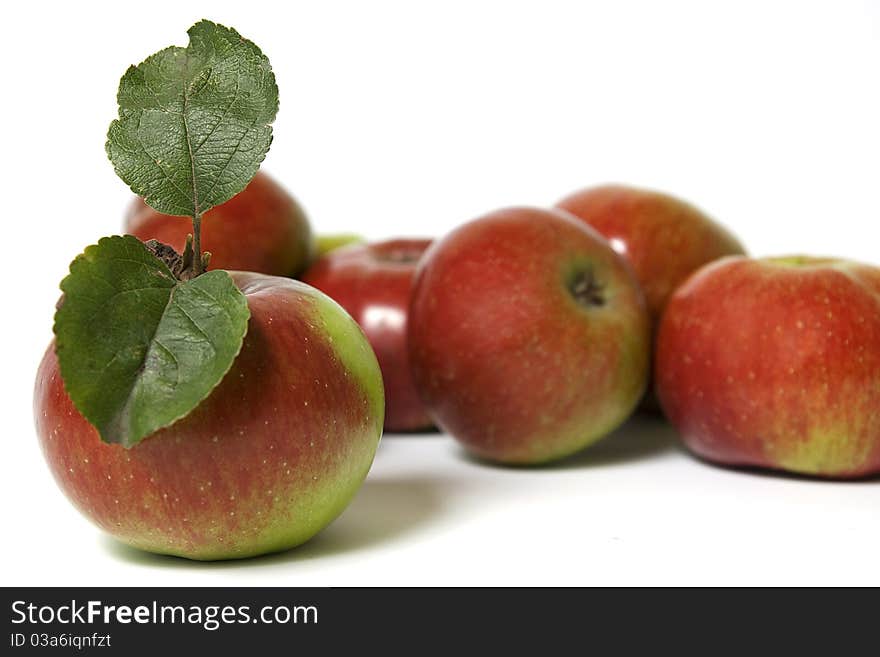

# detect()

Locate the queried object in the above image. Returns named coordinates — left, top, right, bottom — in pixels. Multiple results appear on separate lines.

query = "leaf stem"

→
left=192, top=213, right=204, bottom=276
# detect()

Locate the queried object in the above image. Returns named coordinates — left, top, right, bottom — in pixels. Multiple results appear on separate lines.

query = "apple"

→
left=556, top=185, right=745, bottom=323
left=302, top=239, right=434, bottom=432
left=316, top=233, right=365, bottom=257
left=34, top=272, right=385, bottom=559
left=408, top=207, right=650, bottom=464
left=126, top=171, right=316, bottom=277
left=655, top=255, right=880, bottom=478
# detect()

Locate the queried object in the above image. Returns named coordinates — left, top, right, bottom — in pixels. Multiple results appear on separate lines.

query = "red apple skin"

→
left=34, top=273, right=385, bottom=560
left=302, top=239, right=434, bottom=432
left=126, top=171, right=316, bottom=276
left=556, top=185, right=746, bottom=324
left=655, top=256, right=880, bottom=478
left=408, top=207, right=651, bottom=464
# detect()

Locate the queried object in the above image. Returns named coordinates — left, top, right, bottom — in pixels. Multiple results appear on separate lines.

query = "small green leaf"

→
left=106, top=20, right=279, bottom=217
left=54, top=235, right=250, bottom=447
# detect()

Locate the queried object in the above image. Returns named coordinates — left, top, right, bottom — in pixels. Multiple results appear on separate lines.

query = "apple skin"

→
left=34, top=272, right=384, bottom=560
left=126, top=171, right=316, bottom=277
left=556, top=185, right=746, bottom=323
left=315, top=233, right=365, bottom=257
left=655, top=255, right=880, bottom=478
left=408, top=207, right=650, bottom=464
left=302, top=239, right=434, bottom=432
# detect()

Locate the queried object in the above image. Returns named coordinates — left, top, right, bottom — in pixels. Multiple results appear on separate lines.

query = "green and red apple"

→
left=126, top=171, right=316, bottom=277
left=408, top=207, right=650, bottom=464
left=35, top=273, right=385, bottom=559
left=655, top=255, right=880, bottom=478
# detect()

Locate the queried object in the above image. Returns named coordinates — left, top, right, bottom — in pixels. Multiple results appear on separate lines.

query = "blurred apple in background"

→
left=408, top=207, right=650, bottom=464
left=302, top=239, right=434, bottom=432
left=315, top=233, right=365, bottom=257
left=126, top=171, right=315, bottom=276
left=655, top=255, right=880, bottom=479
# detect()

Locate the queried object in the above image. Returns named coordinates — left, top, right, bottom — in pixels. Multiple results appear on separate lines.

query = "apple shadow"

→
left=553, top=414, right=683, bottom=469
left=459, top=413, right=682, bottom=470
left=381, top=425, right=442, bottom=437
left=101, top=475, right=447, bottom=568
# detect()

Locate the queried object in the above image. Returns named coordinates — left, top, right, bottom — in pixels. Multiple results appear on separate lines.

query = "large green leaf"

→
left=54, top=235, right=250, bottom=447
left=106, top=20, right=279, bottom=217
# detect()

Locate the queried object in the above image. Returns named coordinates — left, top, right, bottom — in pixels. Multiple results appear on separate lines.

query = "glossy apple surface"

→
left=655, top=255, right=880, bottom=478
left=556, top=185, right=745, bottom=323
left=408, top=207, right=650, bottom=464
left=126, top=171, right=315, bottom=276
left=302, top=239, right=433, bottom=432
left=34, top=273, right=384, bottom=559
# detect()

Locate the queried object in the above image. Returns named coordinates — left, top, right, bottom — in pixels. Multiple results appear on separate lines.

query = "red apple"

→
left=408, top=207, right=650, bottom=464
left=556, top=185, right=746, bottom=324
left=34, top=273, right=385, bottom=559
left=302, top=239, right=434, bottom=432
left=655, top=255, right=880, bottom=478
left=126, top=171, right=316, bottom=276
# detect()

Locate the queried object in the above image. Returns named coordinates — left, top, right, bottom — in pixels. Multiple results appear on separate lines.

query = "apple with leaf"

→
left=34, top=21, right=385, bottom=560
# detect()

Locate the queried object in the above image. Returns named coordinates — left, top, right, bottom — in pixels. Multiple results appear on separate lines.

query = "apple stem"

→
left=192, top=213, right=204, bottom=276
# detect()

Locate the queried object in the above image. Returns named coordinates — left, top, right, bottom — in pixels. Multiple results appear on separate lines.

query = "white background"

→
left=1, top=0, right=878, bottom=586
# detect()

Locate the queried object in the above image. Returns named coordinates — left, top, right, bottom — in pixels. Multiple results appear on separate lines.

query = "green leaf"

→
left=106, top=20, right=279, bottom=217
left=54, top=235, right=251, bottom=447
